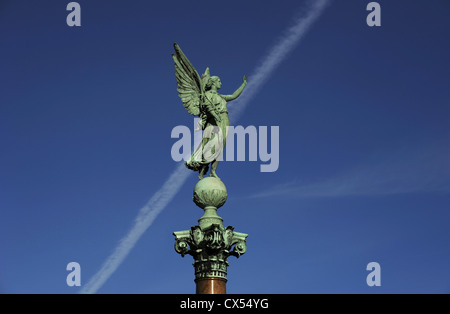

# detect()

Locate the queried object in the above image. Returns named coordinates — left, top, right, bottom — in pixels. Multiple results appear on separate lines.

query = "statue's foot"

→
left=198, top=165, right=209, bottom=180
left=209, top=170, right=220, bottom=179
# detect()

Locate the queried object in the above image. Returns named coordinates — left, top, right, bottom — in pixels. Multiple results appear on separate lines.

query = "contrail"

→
left=80, top=0, right=331, bottom=294
left=228, top=0, right=331, bottom=121
left=250, top=141, right=450, bottom=199
left=80, top=162, right=190, bottom=294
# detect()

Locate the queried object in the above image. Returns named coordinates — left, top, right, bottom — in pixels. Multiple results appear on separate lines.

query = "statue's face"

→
left=215, top=78, right=222, bottom=89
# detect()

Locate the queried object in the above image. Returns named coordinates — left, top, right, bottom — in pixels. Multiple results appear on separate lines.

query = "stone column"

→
left=173, top=177, right=248, bottom=294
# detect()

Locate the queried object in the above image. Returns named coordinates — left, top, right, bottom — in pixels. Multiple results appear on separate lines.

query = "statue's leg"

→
left=209, top=117, right=228, bottom=179
left=209, top=160, right=219, bottom=178
left=198, top=165, right=209, bottom=180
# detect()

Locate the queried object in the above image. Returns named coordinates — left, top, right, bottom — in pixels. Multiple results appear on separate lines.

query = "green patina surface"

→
left=172, top=43, right=247, bottom=180
left=172, top=44, right=248, bottom=283
left=173, top=177, right=247, bottom=281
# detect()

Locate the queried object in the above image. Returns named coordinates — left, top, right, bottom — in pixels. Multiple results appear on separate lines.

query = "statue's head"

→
left=206, top=76, right=222, bottom=90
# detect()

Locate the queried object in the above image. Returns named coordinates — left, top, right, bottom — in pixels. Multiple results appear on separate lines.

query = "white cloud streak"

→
left=250, top=143, right=450, bottom=199
left=228, top=0, right=331, bottom=122
left=80, top=162, right=190, bottom=294
left=80, top=0, right=331, bottom=294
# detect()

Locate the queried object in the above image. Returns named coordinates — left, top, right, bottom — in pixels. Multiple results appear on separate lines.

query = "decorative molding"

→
left=173, top=224, right=248, bottom=281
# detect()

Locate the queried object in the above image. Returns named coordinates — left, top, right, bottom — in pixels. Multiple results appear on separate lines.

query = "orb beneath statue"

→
left=193, top=177, right=228, bottom=209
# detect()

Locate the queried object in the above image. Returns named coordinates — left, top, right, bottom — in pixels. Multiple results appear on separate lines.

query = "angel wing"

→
left=201, top=67, right=211, bottom=88
left=172, top=43, right=204, bottom=116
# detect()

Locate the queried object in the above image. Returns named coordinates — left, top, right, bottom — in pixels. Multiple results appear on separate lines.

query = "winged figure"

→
left=172, top=43, right=247, bottom=180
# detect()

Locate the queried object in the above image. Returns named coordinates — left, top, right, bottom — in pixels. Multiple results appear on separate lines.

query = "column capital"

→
left=174, top=224, right=248, bottom=281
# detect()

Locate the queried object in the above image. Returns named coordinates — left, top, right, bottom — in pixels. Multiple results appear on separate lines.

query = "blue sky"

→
left=1, top=0, right=449, bottom=294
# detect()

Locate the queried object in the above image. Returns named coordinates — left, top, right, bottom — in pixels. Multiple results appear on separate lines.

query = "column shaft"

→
left=196, top=278, right=226, bottom=294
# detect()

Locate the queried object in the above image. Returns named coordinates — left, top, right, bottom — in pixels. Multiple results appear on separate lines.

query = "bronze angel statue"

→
left=172, top=43, right=247, bottom=180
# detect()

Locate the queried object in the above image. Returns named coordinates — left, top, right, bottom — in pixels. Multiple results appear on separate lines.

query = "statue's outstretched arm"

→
left=222, top=76, right=247, bottom=102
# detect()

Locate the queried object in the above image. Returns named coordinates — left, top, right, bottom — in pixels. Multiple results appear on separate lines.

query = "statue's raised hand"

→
left=243, top=75, right=247, bottom=84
